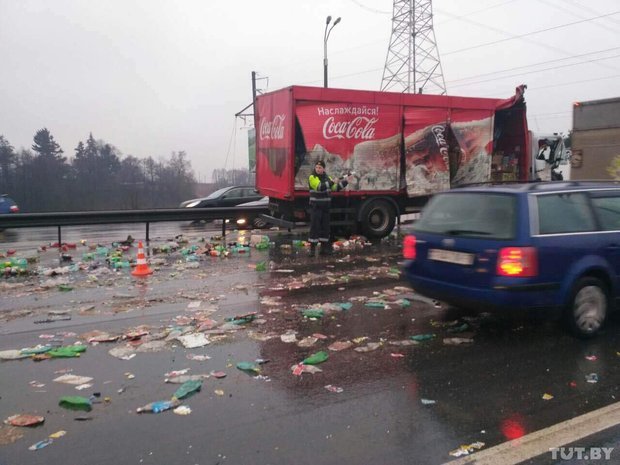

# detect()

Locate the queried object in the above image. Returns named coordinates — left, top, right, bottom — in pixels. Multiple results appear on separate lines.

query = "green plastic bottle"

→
left=172, top=380, right=203, bottom=400
left=59, top=396, right=92, bottom=412
left=302, top=351, right=329, bottom=365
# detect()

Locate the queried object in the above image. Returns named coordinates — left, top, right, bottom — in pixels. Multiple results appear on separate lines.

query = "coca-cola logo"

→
left=323, top=116, right=378, bottom=140
left=259, top=115, right=286, bottom=140
left=432, top=125, right=450, bottom=166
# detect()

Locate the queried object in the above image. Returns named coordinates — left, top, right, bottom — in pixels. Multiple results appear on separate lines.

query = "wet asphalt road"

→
left=1, top=223, right=620, bottom=465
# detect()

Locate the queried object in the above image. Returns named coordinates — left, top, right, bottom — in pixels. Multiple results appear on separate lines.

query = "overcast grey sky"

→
left=1, top=0, right=619, bottom=182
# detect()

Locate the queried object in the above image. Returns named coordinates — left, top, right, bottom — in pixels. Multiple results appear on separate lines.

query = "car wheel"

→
left=565, top=277, right=609, bottom=338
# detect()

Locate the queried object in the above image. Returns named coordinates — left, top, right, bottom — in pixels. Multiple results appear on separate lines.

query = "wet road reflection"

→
left=1, top=225, right=619, bottom=465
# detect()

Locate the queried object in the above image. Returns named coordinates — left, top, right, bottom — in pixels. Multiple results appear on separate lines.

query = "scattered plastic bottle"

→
left=58, top=396, right=92, bottom=412
left=136, top=399, right=180, bottom=414
left=29, top=438, right=53, bottom=451
left=172, top=380, right=203, bottom=400
left=585, top=373, right=599, bottom=383
left=1, top=257, right=27, bottom=271
left=302, top=351, right=329, bottom=365
left=95, top=246, right=109, bottom=256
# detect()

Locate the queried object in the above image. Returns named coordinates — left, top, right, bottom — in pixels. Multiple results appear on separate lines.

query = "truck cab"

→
left=530, top=132, right=570, bottom=181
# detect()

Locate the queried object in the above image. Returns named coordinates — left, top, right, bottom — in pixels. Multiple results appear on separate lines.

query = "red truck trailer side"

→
left=255, top=85, right=529, bottom=238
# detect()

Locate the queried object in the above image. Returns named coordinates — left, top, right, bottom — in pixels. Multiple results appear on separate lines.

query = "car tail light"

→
left=497, top=247, right=537, bottom=277
left=403, top=235, right=416, bottom=260
left=10, top=205, right=19, bottom=213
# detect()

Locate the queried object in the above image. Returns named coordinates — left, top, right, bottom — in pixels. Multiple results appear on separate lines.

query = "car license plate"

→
left=428, top=248, right=474, bottom=266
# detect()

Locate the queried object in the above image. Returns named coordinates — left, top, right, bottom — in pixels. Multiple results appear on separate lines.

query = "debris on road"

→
left=173, top=405, right=192, bottom=415
left=187, top=353, right=211, bottom=361
left=410, top=334, right=436, bottom=342
left=354, top=342, right=382, bottom=353
left=324, top=385, right=344, bottom=393
left=291, top=363, right=323, bottom=376
left=58, top=396, right=92, bottom=412
left=328, top=341, right=353, bottom=351
left=165, top=375, right=210, bottom=384
left=136, top=399, right=181, bottom=414
left=176, top=333, right=210, bottom=349
left=108, top=346, right=136, bottom=360
left=297, top=336, right=319, bottom=348
left=53, top=374, right=94, bottom=385
left=449, top=441, right=485, bottom=457
left=48, top=345, right=87, bottom=358
left=225, top=312, right=257, bottom=325
left=236, top=361, right=261, bottom=375
left=4, top=414, right=45, bottom=427
left=443, top=337, right=474, bottom=345
left=280, top=331, right=298, bottom=343
left=302, top=309, right=324, bottom=319
left=302, top=351, right=329, bottom=365
left=0, top=350, right=30, bottom=361
left=28, top=431, right=66, bottom=451
left=172, top=380, right=203, bottom=400
left=0, top=231, right=471, bottom=456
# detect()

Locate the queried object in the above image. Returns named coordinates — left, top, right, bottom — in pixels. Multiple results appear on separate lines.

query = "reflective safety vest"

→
left=308, top=173, right=347, bottom=205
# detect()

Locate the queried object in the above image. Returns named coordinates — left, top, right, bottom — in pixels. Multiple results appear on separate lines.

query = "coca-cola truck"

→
left=255, top=84, right=531, bottom=238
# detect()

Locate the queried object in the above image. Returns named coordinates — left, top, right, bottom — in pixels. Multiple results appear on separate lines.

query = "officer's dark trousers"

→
left=309, top=203, right=330, bottom=243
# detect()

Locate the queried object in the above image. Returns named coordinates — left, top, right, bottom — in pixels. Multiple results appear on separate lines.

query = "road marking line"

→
left=443, top=401, right=620, bottom=465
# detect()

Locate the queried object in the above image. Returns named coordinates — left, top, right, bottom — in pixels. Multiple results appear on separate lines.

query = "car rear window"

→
left=413, top=192, right=517, bottom=239
left=591, top=194, right=620, bottom=231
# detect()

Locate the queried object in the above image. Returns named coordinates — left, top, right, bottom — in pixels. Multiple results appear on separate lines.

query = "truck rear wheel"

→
left=359, top=199, right=396, bottom=239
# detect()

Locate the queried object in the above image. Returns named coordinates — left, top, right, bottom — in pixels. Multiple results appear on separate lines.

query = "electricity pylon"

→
left=381, top=0, right=446, bottom=94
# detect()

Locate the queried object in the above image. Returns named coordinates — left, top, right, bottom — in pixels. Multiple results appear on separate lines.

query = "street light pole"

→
left=323, top=15, right=341, bottom=88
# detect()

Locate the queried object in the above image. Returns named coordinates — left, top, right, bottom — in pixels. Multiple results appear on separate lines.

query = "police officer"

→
left=308, top=160, right=348, bottom=257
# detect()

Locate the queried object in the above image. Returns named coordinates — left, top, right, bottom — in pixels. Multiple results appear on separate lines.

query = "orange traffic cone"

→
left=131, top=241, right=153, bottom=277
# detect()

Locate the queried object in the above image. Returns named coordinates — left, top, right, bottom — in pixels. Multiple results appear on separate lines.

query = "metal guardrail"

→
left=0, top=205, right=269, bottom=244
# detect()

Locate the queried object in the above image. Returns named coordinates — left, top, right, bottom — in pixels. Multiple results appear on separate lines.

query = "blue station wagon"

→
left=403, top=181, right=620, bottom=338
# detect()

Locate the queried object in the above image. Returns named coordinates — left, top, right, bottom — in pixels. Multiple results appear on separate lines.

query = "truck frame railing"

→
left=0, top=205, right=269, bottom=245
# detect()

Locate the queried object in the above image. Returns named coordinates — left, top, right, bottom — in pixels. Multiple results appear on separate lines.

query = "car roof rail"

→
left=527, top=179, right=620, bottom=190
left=453, top=180, right=526, bottom=189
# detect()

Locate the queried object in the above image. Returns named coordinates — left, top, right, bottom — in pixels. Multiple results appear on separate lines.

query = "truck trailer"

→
left=255, top=84, right=534, bottom=238
left=570, top=97, right=620, bottom=181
